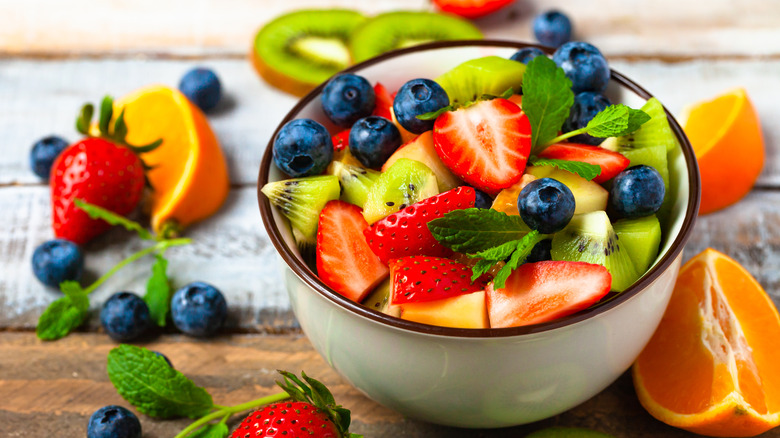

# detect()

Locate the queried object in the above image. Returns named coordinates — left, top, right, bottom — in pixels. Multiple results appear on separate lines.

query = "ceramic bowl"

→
left=258, top=40, right=700, bottom=428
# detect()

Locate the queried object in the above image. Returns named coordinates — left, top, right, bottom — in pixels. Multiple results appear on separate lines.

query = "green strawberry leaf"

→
left=36, top=281, right=90, bottom=341
left=113, top=108, right=129, bottom=143
left=428, top=208, right=529, bottom=253
left=74, top=198, right=155, bottom=240
left=522, top=56, right=574, bottom=154
left=98, top=95, right=114, bottom=137
left=144, top=254, right=171, bottom=327
left=76, top=103, right=94, bottom=135
left=528, top=157, right=602, bottom=181
left=187, top=423, right=229, bottom=438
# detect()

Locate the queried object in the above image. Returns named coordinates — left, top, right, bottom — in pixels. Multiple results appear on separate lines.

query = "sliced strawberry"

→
left=486, top=261, right=612, bottom=328
left=538, top=143, right=630, bottom=184
left=390, top=256, right=489, bottom=305
left=372, top=83, right=394, bottom=120
left=432, top=0, right=515, bottom=18
left=316, top=200, right=389, bottom=302
left=433, top=98, right=531, bottom=195
left=331, top=129, right=350, bottom=152
left=364, top=187, right=475, bottom=263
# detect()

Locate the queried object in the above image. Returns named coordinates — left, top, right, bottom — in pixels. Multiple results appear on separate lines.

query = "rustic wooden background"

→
left=1, top=0, right=779, bottom=436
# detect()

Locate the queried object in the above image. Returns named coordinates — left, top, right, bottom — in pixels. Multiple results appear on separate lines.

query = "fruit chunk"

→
left=525, top=166, right=608, bottom=214
left=432, top=0, right=514, bottom=19
left=551, top=210, right=639, bottom=292
left=633, top=249, right=780, bottom=436
left=316, top=201, right=389, bottom=302
left=613, top=215, right=661, bottom=274
left=399, top=290, right=489, bottom=329
left=537, top=143, right=630, bottom=184
left=390, top=256, right=488, bottom=305
left=383, top=131, right=462, bottom=191
left=362, top=279, right=395, bottom=315
left=362, top=158, right=438, bottom=224
left=491, top=174, right=536, bottom=216
left=372, top=83, right=394, bottom=120
left=326, top=160, right=380, bottom=207
left=486, top=261, right=611, bottom=328
left=435, top=56, right=526, bottom=105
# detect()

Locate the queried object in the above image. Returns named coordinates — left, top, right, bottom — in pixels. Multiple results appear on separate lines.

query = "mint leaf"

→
left=428, top=208, right=529, bottom=253
left=625, top=107, right=652, bottom=135
left=583, top=104, right=630, bottom=138
left=529, top=157, right=602, bottom=181
left=522, top=56, right=574, bottom=154
left=144, top=254, right=171, bottom=327
left=188, top=423, right=228, bottom=438
left=492, top=232, right=546, bottom=289
left=36, top=281, right=90, bottom=340
left=108, top=344, right=214, bottom=418
left=416, top=105, right=453, bottom=120
left=75, top=199, right=155, bottom=240
left=470, top=259, right=498, bottom=282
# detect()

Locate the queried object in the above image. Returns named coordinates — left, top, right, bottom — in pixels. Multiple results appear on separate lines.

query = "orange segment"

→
left=682, top=89, right=764, bottom=215
left=633, top=248, right=780, bottom=436
left=116, top=85, right=229, bottom=233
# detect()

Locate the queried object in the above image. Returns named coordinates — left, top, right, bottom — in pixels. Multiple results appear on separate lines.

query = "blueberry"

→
left=533, top=10, right=572, bottom=48
left=510, top=47, right=546, bottom=65
left=348, top=116, right=402, bottom=168
left=553, top=42, right=610, bottom=93
left=87, top=405, right=142, bottom=438
left=31, top=239, right=83, bottom=288
left=393, top=78, right=450, bottom=134
left=321, top=74, right=375, bottom=128
left=470, top=187, right=493, bottom=209
left=30, top=135, right=69, bottom=180
left=100, top=292, right=152, bottom=341
left=525, top=239, right=552, bottom=263
left=171, top=282, right=227, bottom=337
left=518, top=178, right=576, bottom=234
left=153, top=351, right=174, bottom=368
left=272, top=119, right=333, bottom=177
left=179, top=67, right=222, bottom=112
left=609, top=165, right=665, bottom=218
left=563, top=92, right=612, bottom=145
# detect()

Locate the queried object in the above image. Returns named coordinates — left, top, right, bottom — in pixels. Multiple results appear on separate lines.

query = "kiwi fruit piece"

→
left=362, top=158, right=439, bottom=224
left=349, top=12, right=483, bottom=63
left=362, top=278, right=391, bottom=313
left=253, top=9, right=366, bottom=96
left=613, top=215, right=662, bottom=274
left=551, top=210, right=640, bottom=292
left=435, top=56, right=526, bottom=105
left=326, top=160, right=381, bottom=207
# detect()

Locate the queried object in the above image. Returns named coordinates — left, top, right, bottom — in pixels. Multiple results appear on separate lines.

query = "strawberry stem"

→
left=173, top=391, right=290, bottom=438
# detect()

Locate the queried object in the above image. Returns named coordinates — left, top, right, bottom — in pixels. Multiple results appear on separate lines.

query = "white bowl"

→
left=258, top=40, right=700, bottom=428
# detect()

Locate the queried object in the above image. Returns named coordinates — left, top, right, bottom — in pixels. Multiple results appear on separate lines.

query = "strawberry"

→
left=316, top=200, right=389, bottom=302
left=433, top=98, right=531, bottom=195
left=390, top=256, right=489, bottom=305
left=364, top=187, right=475, bottom=263
left=372, top=82, right=393, bottom=120
left=432, top=0, right=515, bottom=19
left=331, top=129, right=350, bottom=151
left=537, top=143, right=631, bottom=184
left=486, top=261, right=612, bottom=328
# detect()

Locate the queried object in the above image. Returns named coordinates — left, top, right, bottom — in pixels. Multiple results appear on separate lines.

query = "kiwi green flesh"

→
left=363, top=158, right=439, bottom=224
left=435, top=56, right=526, bottom=105
left=362, top=278, right=391, bottom=313
left=614, top=215, right=662, bottom=274
left=255, top=9, right=366, bottom=85
left=349, top=12, right=483, bottom=63
left=326, top=160, right=381, bottom=208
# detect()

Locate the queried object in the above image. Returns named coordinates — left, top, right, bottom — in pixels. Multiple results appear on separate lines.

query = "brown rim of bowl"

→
left=258, top=39, right=701, bottom=338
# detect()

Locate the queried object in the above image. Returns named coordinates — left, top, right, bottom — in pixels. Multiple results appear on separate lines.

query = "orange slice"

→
left=116, top=85, right=229, bottom=234
left=682, top=88, right=764, bottom=215
left=633, top=248, right=780, bottom=437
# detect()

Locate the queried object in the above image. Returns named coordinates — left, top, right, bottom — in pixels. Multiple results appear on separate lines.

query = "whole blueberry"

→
left=525, top=239, right=553, bottom=263
left=31, top=239, right=84, bottom=288
left=609, top=165, right=665, bottom=218
left=563, top=92, right=612, bottom=145
left=153, top=351, right=174, bottom=368
left=171, top=282, right=227, bottom=337
left=518, top=178, right=576, bottom=234
left=100, top=292, right=152, bottom=341
left=321, top=74, right=375, bottom=128
left=471, top=186, right=494, bottom=209
left=272, top=119, right=333, bottom=177
left=510, top=47, right=546, bottom=65
left=553, top=42, right=610, bottom=93
left=87, top=405, right=141, bottom=438
left=179, top=67, right=222, bottom=112
left=30, top=135, right=69, bottom=179
left=348, top=116, right=402, bottom=168
left=533, top=10, right=573, bottom=48
left=393, top=78, right=450, bottom=134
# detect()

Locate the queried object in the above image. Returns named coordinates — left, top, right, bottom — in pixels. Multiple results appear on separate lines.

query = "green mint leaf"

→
left=522, top=56, right=574, bottom=154
left=36, top=282, right=89, bottom=340
left=74, top=199, right=155, bottom=240
left=416, top=105, right=453, bottom=120
left=625, top=107, right=652, bottom=135
left=144, top=254, right=171, bottom=327
left=76, top=103, right=94, bottom=135
left=582, top=104, right=630, bottom=138
left=471, top=239, right=522, bottom=261
left=99, top=95, right=114, bottom=137
left=108, top=344, right=213, bottom=418
left=529, top=157, right=602, bottom=181
left=188, top=423, right=228, bottom=438
left=428, top=208, right=529, bottom=253
left=471, top=258, right=497, bottom=283
left=492, top=231, right=544, bottom=289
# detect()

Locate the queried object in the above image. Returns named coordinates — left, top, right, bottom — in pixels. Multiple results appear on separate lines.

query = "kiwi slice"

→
left=261, top=175, right=340, bottom=249
left=253, top=10, right=366, bottom=96
left=613, top=215, right=662, bottom=274
left=362, top=278, right=391, bottom=313
left=551, top=211, right=640, bottom=292
left=326, top=160, right=381, bottom=207
left=349, top=12, right=483, bottom=63
left=436, top=56, right=526, bottom=105
left=362, top=158, right=439, bottom=224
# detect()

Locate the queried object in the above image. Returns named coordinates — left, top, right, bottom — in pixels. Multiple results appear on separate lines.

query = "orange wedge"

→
left=633, top=248, right=780, bottom=437
left=116, top=85, right=229, bottom=234
left=682, top=88, right=764, bottom=215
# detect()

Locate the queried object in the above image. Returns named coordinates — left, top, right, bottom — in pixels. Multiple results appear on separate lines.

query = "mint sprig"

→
left=427, top=208, right=530, bottom=253
left=522, top=56, right=574, bottom=155
left=75, top=198, right=155, bottom=240
left=546, top=104, right=651, bottom=145
left=528, top=157, right=602, bottom=181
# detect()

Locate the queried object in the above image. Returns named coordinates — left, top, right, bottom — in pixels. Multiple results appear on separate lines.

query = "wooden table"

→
left=1, top=1, right=779, bottom=436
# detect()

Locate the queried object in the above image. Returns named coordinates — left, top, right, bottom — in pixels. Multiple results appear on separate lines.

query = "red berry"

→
left=390, top=256, right=489, bottom=305
left=331, top=130, right=350, bottom=152
left=432, top=0, right=515, bottom=19
left=537, top=143, right=631, bottom=184
left=230, top=401, right=340, bottom=438
left=372, top=82, right=394, bottom=120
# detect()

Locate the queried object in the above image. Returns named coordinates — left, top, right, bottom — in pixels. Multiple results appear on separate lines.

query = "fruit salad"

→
left=262, top=43, right=680, bottom=329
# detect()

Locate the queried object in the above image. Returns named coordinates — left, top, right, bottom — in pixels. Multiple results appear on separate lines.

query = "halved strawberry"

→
left=331, top=129, right=350, bottom=152
left=364, top=186, right=475, bottom=263
left=432, top=0, right=515, bottom=19
left=372, top=83, right=394, bottom=120
left=538, top=143, right=630, bottom=184
left=486, top=261, right=612, bottom=328
left=433, top=98, right=531, bottom=195
left=390, top=256, right=489, bottom=305
left=316, top=200, right=389, bottom=302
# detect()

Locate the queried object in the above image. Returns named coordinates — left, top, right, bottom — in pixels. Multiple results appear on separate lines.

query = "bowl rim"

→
left=257, top=39, right=701, bottom=338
